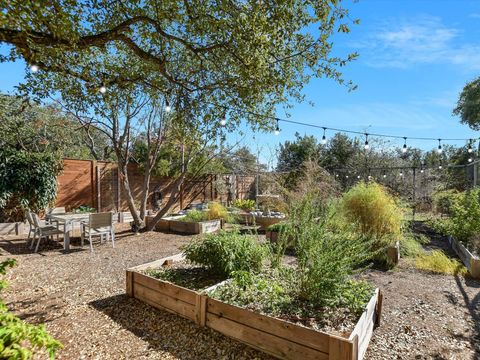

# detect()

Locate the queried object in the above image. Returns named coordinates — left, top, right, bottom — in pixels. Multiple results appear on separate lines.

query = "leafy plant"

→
left=182, top=230, right=268, bottom=277
left=0, top=259, right=62, bottom=359
left=431, top=188, right=480, bottom=252
left=74, top=205, right=96, bottom=213
left=0, top=150, right=63, bottom=222
left=231, top=199, right=256, bottom=212
left=180, top=210, right=209, bottom=223
left=433, top=189, right=462, bottom=216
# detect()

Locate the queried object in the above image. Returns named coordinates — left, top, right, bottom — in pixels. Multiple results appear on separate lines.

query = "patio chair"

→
left=46, top=207, right=66, bottom=229
left=29, top=211, right=64, bottom=253
left=80, top=212, right=115, bottom=252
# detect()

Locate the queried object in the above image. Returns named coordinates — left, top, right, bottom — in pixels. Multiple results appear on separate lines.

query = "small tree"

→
left=0, top=150, right=62, bottom=222
left=453, top=77, right=480, bottom=130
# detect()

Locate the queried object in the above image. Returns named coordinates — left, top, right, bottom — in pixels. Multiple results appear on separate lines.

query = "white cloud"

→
left=469, top=13, right=480, bottom=19
left=356, top=16, right=480, bottom=70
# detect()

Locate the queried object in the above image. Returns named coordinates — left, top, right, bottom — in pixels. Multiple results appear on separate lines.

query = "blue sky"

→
left=1, top=0, right=480, bottom=167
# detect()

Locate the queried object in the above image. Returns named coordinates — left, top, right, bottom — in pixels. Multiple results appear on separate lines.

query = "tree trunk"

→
left=118, top=161, right=144, bottom=232
left=145, top=172, right=188, bottom=231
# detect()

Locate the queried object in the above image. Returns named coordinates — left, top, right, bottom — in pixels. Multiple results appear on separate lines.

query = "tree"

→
left=220, top=146, right=265, bottom=175
left=0, top=93, right=111, bottom=160
left=2, top=1, right=359, bottom=231
left=454, top=77, right=480, bottom=130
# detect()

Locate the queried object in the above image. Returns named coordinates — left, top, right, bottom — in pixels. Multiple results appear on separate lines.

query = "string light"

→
left=437, top=139, right=443, bottom=154
left=220, top=116, right=227, bottom=126
left=364, top=133, right=369, bottom=150
left=382, top=171, right=387, bottom=178
left=99, top=85, right=107, bottom=94
left=274, top=119, right=280, bottom=135
left=402, top=137, right=407, bottom=153
left=165, top=100, right=172, bottom=112
left=468, top=140, right=474, bottom=153
left=438, top=164, right=443, bottom=170
left=321, top=127, right=327, bottom=145
left=399, top=171, right=403, bottom=177
left=357, top=175, right=361, bottom=179
left=30, top=64, right=39, bottom=72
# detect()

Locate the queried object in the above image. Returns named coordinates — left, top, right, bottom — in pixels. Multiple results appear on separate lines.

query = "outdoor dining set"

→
left=25, top=208, right=115, bottom=253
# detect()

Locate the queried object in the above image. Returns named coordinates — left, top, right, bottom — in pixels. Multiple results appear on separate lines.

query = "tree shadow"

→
left=453, top=272, right=480, bottom=359
left=89, top=294, right=270, bottom=360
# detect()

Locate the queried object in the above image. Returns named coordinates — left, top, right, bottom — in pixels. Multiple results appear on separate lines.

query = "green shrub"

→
left=340, top=181, right=403, bottom=246
left=431, top=188, right=480, bottom=250
left=0, top=150, right=63, bottom=222
left=182, top=231, right=268, bottom=277
left=0, top=259, right=62, bottom=359
left=74, top=205, right=96, bottom=213
left=231, top=199, right=256, bottom=212
left=433, top=189, right=462, bottom=215
left=206, top=202, right=236, bottom=222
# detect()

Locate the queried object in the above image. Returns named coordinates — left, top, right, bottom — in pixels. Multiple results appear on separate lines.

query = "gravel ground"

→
left=0, top=226, right=273, bottom=360
left=1, top=225, right=479, bottom=360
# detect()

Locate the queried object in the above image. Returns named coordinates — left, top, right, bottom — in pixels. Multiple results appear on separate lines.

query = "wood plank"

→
left=195, top=295, right=207, bottom=327
left=133, top=283, right=196, bottom=321
left=329, top=335, right=355, bottom=360
left=129, top=253, right=185, bottom=271
left=133, top=272, right=197, bottom=305
left=126, top=270, right=134, bottom=297
left=207, top=312, right=329, bottom=360
left=349, top=289, right=379, bottom=360
left=207, top=298, right=330, bottom=354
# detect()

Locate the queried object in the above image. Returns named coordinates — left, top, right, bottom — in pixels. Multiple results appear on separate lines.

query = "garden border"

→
left=447, top=236, right=480, bottom=278
left=126, top=254, right=382, bottom=360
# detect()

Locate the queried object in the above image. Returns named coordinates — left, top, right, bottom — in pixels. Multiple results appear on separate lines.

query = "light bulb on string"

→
left=364, top=133, right=369, bottom=150
left=30, top=64, right=39, bottom=72
left=468, top=140, right=474, bottom=153
left=320, top=127, right=327, bottom=145
left=438, top=164, right=443, bottom=170
left=99, top=85, right=107, bottom=94
left=399, top=171, right=403, bottom=177
left=357, top=175, right=361, bottom=179
left=402, top=137, right=407, bottom=153
left=468, top=157, right=473, bottom=163
left=165, top=100, right=172, bottom=112
left=220, top=116, right=227, bottom=126
left=274, top=119, right=280, bottom=136
left=382, top=171, right=387, bottom=179
left=345, top=175, right=349, bottom=179
left=437, top=139, right=443, bottom=154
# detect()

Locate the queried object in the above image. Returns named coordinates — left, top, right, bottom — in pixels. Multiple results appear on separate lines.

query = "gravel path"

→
left=1, top=225, right=479, bottom=359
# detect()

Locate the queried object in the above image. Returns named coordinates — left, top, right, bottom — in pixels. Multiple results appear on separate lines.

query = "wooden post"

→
left=329, top=335, right=356, bottom=360
left=195, top=294, right=207, bottom=327
left=126, top=271, right=134, bottom=297
left=96, top=164, right=101, bottom=212
left=90, top=160, right=97, bottom=210
left=375, top=290, right=383, bottom=328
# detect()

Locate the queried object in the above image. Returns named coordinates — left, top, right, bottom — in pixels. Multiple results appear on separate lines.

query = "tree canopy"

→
left=454, top=76, right=480, bottom=130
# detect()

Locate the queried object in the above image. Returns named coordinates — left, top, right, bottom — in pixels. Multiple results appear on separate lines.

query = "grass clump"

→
left=415, top=250, right=467, bottom=276
left=182, top=230, right=268, bottom=277
left=400, top=233, right=429, bottom=258
left=341, top=181, right=402, bottom=243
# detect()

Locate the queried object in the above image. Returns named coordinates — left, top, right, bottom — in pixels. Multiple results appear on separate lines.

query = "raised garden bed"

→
left=447, top=236, right=480, bottom=278
left=145, top=214, right=222, bottom=234
left=126, top=255, right=382, bottom=360
left=145, top=214, right=187, bottom=232
left=0, top=222, right=27, bottom=235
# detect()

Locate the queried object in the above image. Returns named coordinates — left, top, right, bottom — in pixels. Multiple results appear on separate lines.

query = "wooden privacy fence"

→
left=56, top=159, right=255, bottom=213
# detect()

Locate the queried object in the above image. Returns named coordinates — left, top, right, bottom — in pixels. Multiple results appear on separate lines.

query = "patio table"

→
left=48, top=213, right=92, bottom=251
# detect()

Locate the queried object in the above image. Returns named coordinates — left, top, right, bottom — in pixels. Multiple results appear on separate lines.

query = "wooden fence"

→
left=56, top=159, right=255, bottom=213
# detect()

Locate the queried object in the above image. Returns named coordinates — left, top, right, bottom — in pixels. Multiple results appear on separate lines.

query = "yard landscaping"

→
left=1, top=221, right=479, bottom=359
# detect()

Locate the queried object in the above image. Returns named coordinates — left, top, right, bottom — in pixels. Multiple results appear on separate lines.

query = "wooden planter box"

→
left=145, top=215, right=187, bottom=232
left=0, top=222, right=27, bottom=235
left=447, top=236, right=480, bottom=278
left=127, top=255, right=382, bottom=360
left=168, top=219, right=222, bottom=235
left=236, top=213, right=284, bottom=230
